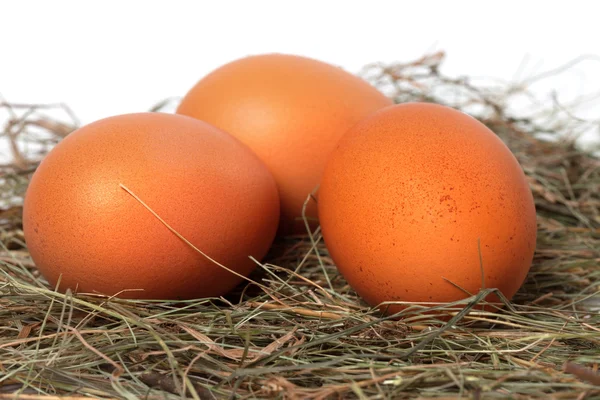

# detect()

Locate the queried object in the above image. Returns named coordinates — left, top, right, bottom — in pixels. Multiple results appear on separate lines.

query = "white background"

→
left=1, top=0, right=599, bottom=160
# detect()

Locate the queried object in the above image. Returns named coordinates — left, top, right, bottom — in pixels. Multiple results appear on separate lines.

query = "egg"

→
left=23, top=113, right=280, bottom=299
left=176, top=53, right=393, bottom=235
left=318, top=103, right=537, bottom=315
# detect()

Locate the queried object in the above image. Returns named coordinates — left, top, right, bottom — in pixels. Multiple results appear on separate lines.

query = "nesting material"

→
left=0, top=52, right=598, bottom=399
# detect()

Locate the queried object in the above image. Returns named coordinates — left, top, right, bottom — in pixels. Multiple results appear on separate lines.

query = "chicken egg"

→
left=177, top=53, right=393, bottom=235
left=318, top=103, right=537, bottom=315
left=23, top=112, right=280, bottom=299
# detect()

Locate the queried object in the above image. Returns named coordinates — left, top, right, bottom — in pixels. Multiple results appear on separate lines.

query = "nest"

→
left=1, top=52, right=599, bottom=399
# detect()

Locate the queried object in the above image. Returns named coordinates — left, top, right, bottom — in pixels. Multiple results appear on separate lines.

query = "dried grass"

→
left=1, top=52, right=599, bottom=399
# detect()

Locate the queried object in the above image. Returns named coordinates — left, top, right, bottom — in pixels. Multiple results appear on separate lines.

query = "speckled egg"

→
left=318, top=103, right=537, bottom=315
left=23, top=112, right=280, bottom=299
left=176, top=53, right=393, bottom=235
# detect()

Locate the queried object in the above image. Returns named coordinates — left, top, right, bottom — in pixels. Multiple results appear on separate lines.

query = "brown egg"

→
left=176, top=53, right=393, bottom=235
left=23, top=113, right=280, bottom=299
left=318, top=103, right=537, bottom=315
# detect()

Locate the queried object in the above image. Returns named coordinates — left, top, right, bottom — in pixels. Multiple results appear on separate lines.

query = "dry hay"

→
left=1, top=52, right=599, bottom=399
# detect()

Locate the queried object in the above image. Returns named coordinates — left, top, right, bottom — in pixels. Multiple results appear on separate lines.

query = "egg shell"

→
left=23, top=112, right=280, bottom=299
left=176, top=53, right=393, bottom=235
left=318, top=103, right=537, bottom=315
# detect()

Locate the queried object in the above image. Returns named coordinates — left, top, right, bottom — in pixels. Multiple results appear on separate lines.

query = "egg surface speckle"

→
left=176, top=53, right=393, bottom=234
left=318, top=103, right=537, bottom=314
left=23, top=112, right=280, bottom=299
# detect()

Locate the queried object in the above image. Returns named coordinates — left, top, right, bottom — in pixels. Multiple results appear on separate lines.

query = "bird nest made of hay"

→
left=1, top=52, right=599, bottom=400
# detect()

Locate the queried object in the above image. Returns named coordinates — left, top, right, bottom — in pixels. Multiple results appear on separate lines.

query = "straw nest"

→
left=1, top=52, right=599, bottom=399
